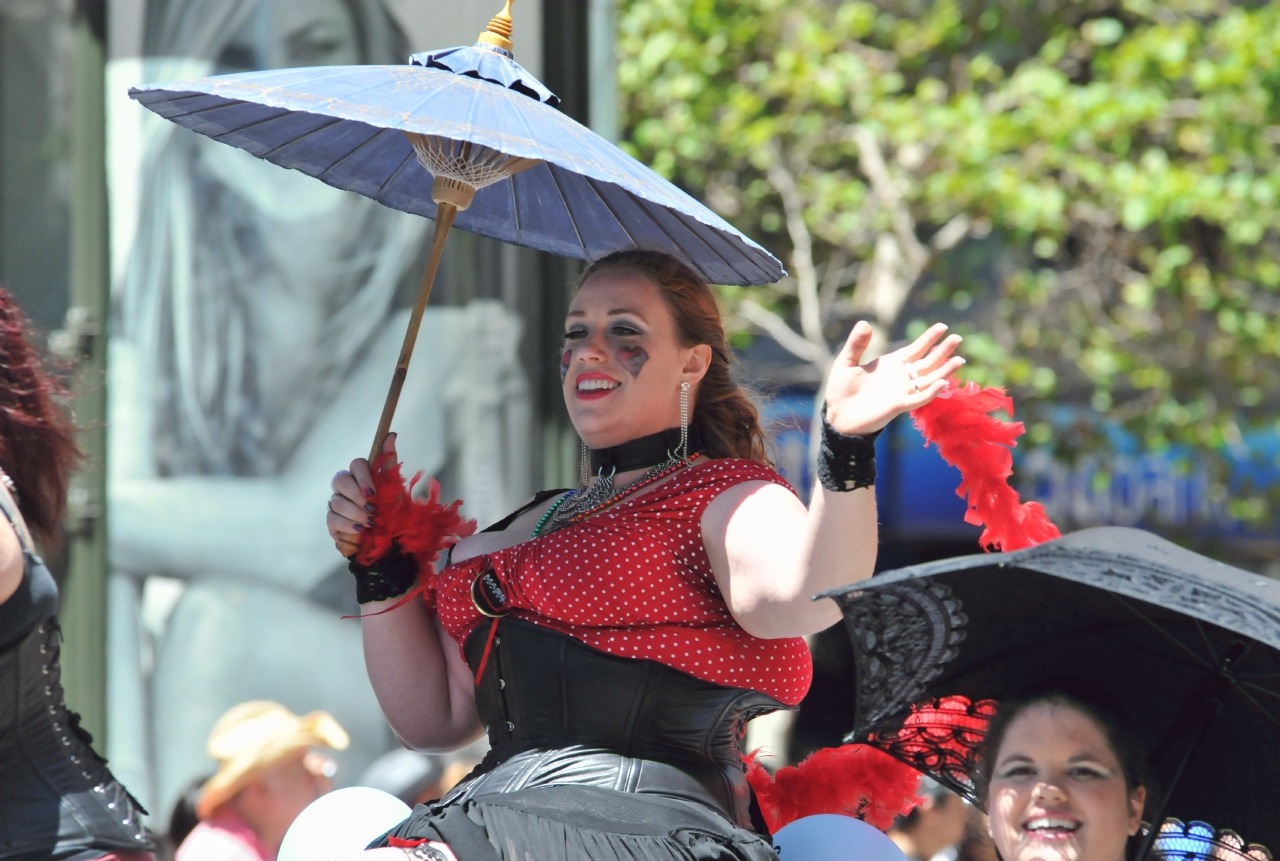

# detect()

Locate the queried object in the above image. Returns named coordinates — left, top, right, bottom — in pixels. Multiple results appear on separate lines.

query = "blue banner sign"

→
left=761, top=393, right=1280, bottom=541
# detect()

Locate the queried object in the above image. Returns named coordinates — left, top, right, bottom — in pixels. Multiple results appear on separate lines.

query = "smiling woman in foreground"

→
left=325, top=249, right=963, bottom=861
left=980, top=687, right=1148, bottom=861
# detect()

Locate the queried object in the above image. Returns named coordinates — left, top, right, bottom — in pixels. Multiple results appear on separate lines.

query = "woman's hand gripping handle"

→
left=327, top=433, right=398, bottom=558
left=327, top=430, right=484, bottom=749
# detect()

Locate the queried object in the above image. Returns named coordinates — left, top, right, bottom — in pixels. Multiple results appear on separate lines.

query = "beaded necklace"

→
left=532, top=454, right=697, bottom=538
left=537, top=391, right=695, bottom=538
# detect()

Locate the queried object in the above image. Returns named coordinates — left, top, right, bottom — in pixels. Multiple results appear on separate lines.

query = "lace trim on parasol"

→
left=862, top=695, right=996, bottom=804
left=1156, top=819, right=1273, bottom=861
left=834, top=579, right=968, bottom=736
left=1014, top=546, right=1280, bottom=655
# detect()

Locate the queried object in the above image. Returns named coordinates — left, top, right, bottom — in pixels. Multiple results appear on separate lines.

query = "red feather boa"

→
left=745, top=744, right=923, bottom=832
left=355, top=454, right=476, bottom=574
left=910, top=379, right=1060, bottom=552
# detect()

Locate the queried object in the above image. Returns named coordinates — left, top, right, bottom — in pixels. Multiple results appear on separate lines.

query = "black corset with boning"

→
left=443, top=617, right=785, bottom=831
left=0, top=481, right=154, bottom=861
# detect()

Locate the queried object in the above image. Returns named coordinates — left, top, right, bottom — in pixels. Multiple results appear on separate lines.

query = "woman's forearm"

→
left=360, top=595, right=483, bottom=751
left=796, top=482, right=879, bottom=614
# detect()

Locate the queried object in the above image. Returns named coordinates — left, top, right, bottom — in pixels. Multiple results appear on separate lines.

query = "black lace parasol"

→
left=824, top=526, right=1280, bottom=860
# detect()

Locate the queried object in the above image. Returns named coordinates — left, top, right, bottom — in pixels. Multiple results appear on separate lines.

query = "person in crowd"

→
left=358, top=750, right=446, bottom=808
left=955, top=818, right=999, bottom=861
left=176, top=702, right=347, bottom=861
left=326, top=250, right=964, bottom=860
left=0, top=288, right=155, bottom=861
left=977, top=686, right=1148, bottom=861
left=166, top=776, right=213, bottom=860
left=889, top=777, right=971, bottom=861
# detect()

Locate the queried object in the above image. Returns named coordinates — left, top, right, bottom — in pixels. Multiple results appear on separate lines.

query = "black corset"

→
left=452, top=618, right=785, bottom=829
left=0, top=620, right=155, bottom=861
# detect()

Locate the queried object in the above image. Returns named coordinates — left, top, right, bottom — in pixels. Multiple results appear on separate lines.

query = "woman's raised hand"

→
left=823, top=321, right=964, bottom=436
left=326, top=433, right=397, bottom=557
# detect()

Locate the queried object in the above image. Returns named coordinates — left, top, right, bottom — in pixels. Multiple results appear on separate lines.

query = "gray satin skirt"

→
left=371, top=748, right=780, bottom=861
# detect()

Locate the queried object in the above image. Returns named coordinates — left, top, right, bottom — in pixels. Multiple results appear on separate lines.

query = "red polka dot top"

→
left=432, top=458, right=813, bottom=706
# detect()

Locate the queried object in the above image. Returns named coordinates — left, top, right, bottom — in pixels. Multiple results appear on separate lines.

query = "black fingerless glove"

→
left=348, top=544, right=419, bottom=604
left=815, top=402, right=881, bottom=492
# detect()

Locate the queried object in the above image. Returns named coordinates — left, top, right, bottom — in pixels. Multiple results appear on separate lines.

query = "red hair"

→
left=0, top=289, right=82, bottom=547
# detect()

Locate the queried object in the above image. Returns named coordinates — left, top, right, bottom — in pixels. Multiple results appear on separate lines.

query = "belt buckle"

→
left=471, top=565, right=512, bottom=618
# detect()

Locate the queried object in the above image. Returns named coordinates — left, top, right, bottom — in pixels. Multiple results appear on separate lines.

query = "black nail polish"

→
left=353, top=523, right=364, bottom=532
left=364, top=487, right=375, bottom=498
left=366, top=517, right=375, bottom=527
left=365, top=503, right=375, bottom=513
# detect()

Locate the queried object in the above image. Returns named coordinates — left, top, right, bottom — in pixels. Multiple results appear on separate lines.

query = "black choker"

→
left=590, top=427, right=702, bottom=473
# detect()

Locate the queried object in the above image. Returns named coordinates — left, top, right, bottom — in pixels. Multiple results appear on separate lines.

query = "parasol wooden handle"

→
left=369, top=202, right=459, bottom=463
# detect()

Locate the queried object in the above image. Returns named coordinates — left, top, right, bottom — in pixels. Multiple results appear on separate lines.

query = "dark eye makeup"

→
left=994, top=760, right=1112, bottom=781
left=563, top=320, right=644, bottom=340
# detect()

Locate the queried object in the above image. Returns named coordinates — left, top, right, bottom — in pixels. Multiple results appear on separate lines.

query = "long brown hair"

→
left=0, top=289, right=82, bottom=547
left=576, top=251, right=769, bottom=464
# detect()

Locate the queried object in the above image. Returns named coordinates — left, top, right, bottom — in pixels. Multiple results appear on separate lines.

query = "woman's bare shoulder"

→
left=0, top=484, right=26, bottom=604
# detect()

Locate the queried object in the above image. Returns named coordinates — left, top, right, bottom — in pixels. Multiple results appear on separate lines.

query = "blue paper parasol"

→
left=130, top=1, right=782, bottom=459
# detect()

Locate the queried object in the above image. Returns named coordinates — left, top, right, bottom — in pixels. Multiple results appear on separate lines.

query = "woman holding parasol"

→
left=129, top=3, right=962, bottom=855
left=325, top=250, right=963, bottom=860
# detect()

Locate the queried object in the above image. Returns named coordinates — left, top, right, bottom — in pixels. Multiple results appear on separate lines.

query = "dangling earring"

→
left=578, top=439, right=590, bottom=488
left=678, top=381, right=690, bottom=460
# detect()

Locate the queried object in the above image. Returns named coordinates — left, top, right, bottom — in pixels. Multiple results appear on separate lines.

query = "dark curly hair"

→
left=0, top=289, right=82, bottom=547
left=576, top=251, right=769, bottom=464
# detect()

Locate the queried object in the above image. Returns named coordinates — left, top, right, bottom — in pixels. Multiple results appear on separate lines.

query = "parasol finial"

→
left=477, top=0, right=516, bottom=53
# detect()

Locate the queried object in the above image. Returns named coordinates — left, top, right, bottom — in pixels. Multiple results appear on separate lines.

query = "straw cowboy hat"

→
left=196, top=701, right=350, bottom=820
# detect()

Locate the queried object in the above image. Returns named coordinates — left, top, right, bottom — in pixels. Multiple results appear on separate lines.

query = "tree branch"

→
left=738, top=298, right=830, bottom=364
left=818, top=250, right=852, bottom=325
left=930, top=213, right=971, bottom=253
left=851, top=125, right=928, bottom=271
left=765, top=146, right=827, bottom=353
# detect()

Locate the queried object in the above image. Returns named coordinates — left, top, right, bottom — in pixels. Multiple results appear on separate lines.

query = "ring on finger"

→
left=906, top=363, right=920, bottom=393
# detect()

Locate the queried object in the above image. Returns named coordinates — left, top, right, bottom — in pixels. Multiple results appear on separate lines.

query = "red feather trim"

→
left=745, top=743, right=923, bottom=833
left=355, top=453, right=477, bottom=574
left=910, top=379, right=1061, bottom=552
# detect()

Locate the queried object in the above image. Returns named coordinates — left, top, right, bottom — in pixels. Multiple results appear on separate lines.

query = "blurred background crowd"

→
left=1, top=0, right=1277, bottom=856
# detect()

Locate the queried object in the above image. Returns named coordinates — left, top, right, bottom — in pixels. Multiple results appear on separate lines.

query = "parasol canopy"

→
left=824, top=526, right=1280, bottom=858
left=126, top=14, right=781, bottom=288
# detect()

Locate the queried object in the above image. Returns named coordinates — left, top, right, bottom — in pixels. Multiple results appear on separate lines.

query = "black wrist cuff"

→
left=816, top=403, right=881, bottom=492
left=348, top=545, right=419, bottom=604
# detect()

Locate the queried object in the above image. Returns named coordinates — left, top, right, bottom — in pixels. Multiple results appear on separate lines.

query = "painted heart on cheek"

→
left=560, top=349, right=571, bottom=384
left=617, top=346, right=648, bottom=377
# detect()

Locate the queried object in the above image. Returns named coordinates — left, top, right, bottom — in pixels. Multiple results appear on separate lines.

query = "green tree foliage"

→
left=619, top=0, right=1280, bottom=519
